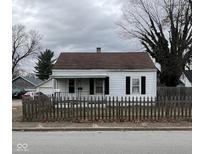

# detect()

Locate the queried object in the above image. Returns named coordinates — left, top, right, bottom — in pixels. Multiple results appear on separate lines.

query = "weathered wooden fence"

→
left=157, top=87, right=192, bottom=97
left=22, top=96, right=192, bottom=122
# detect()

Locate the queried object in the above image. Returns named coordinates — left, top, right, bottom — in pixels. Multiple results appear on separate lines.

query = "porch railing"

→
left=54, top=91, right=105, bottom=98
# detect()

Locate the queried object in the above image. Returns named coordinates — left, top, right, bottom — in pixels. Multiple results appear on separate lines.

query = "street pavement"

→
left=13, top=131, right=191, bottom=154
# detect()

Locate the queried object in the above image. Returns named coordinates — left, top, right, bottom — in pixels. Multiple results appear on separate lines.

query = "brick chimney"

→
left=96, top=47, right=101, bottom=53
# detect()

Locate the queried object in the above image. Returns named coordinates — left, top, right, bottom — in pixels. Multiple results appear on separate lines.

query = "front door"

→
left=76, top=79, right=90, bottom=97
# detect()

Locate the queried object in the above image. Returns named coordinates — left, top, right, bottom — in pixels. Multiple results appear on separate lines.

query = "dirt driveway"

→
left=12, top=99, right=22, bottom=106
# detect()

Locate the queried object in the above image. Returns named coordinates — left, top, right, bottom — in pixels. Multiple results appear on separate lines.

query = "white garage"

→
left=36, top=78, right=53, bottom=95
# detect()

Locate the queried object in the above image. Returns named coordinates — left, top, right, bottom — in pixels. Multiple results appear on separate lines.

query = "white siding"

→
left=108, top=71, right=156, bottom=97
left=52, top=69, right=157, bottom=98
left=56, top=79, right=67, bottom=92
left=36, top=79, right=53, bottom=95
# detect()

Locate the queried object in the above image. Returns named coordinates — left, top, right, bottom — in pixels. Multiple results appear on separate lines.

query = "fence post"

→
left=94, top=97, right=96, bottom=121
left=157, top=96, right=160, bottom=121
left=105, top=97, right=107, bottom=121
left=165, top=96, right=169, bottom=120
left=31, top=98, right=34, bottom=121
left=102, top=96, right=104, bottom=121
left=27, top=98, right=31, bottom=121
left=45, top=97, right=48, bottom=122
left=39, top=96, right=43, bottom=122
left=86, top=97, right=88, bottom=121
left=150, top=97, right=153, bottom=121
left=139, top=97, right=142, bottom=121
left=156, top=96, right=159, bottom=120
left=181, top=96, right=184, bottom=119
left=147, top=97, right=149, bottom=120
left=124, top=97, right=127, bottom=121
left=76, top=97, right=78, bottom=121
left=188, top=96, right=192, bottom=121
left=80, top=97, right=82, bottom=121
left=90, top=97, right=93, bottom=122
left=177, top=96, right=180, bottom=119
left=56, top=96, right=59, bottom=120
left=186, top=96, right=189, bottom=120
left=60, top=97, right=63, bottom=120
left=135, top=97, right=138, bottom=121
left=64, top=96, right=66, bottom=121
left=35, top=97, right=39, bottom=121
left=72, top=97, right=75, bottom=122
left=83, top=97, right=86, bottom=121
left=116, top=97, right=118, bottom=121
left=32, top=97, right=36, bottom=121
left=168, top=96, right=172, bottom=120
left=132, top=97, right=134, bottom=121
left=51, top=95, right=56, bottom=120
left=49, top=97, right=52, bottom=121
left=173, top=96, right=177, bottom=120
left=97, top=96, right=100, bottom=121
left=22, top=98, right=26, bottom=121
left=128, top=97, right=131, bottom=121
left=119, top=96, right=123, bottom=121
left=66, top=97, right=69, bottom=121
left=112, top=96, right=115, bottom=121
left=143, top=97, right=146, bottom=121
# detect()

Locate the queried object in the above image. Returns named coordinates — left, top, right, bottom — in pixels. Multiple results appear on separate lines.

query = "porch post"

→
left=52, top=78, right=55, bottom=94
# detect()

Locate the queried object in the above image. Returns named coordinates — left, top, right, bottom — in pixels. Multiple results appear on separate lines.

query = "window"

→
left=132, top=78, right=140, bottom=94
left=95, top=79, right=103, bottom=94
left=69, top=79, right=75, bottom=93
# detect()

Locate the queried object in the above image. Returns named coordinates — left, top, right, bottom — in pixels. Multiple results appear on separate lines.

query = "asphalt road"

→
left=13, top=131, right=191, bottom=154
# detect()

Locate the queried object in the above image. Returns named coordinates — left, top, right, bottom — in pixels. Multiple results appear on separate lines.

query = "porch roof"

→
left=51, top=74, right=108, bottom=79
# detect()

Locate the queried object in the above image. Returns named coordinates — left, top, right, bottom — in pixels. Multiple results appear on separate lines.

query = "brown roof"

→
left=53, top=52, right=156, bottom=70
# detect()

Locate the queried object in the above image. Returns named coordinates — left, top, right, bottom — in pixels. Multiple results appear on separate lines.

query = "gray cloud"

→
left=12, top=0, right=142, bottom=72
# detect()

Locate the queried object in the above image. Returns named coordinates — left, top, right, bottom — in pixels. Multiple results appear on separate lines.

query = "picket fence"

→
left=22, top=96, right=192, bottom=122
left=157, top=87, right=192, bottom=97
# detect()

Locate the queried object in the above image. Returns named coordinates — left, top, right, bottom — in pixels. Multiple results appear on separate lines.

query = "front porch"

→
left=53, top=77, right=109, bottom=98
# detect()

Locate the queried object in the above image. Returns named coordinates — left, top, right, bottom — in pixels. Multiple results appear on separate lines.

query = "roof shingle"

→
left=53, top=52, right=156, bottom=70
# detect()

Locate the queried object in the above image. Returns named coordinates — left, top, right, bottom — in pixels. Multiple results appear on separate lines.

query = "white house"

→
left=37, top=48, right=157, bottom=99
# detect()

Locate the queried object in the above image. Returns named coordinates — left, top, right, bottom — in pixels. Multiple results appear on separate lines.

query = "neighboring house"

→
left=180, top=70, right=192, bottom=87
left=12, top=76, right=43, bottom=93
left=38, top=48, right=157, bottom=98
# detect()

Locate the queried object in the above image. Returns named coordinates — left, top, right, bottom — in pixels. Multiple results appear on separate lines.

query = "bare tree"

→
left=12, top=66, right=27, bottom=78
left=12, top=24, right=42, bottom=78
left=119, top=0, right=192, bottom=86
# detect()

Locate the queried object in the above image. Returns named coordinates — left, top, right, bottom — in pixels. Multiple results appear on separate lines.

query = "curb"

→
left=12, top=127, right=192, bottom=131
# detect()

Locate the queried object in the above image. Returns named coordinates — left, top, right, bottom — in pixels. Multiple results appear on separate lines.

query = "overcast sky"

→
left=12, top=0, right=143, bottom=73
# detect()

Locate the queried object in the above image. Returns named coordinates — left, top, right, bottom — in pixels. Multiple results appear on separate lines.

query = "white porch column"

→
left=52, top=78, right=55, bottom=94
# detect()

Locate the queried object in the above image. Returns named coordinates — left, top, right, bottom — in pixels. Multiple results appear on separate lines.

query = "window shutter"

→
left=141, top=76, right=146, bottom=94
left=69, top=79, right=75, bottom=93
left=89, top=78, right=94, bottom=95
left=126, top=76, right=130, bottom=94
left=104, top=77, right=109, bottom=95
